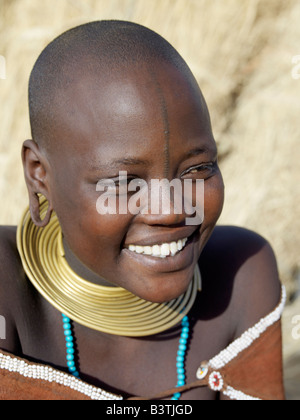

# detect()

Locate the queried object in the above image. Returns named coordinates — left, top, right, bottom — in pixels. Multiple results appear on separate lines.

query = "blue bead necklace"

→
left=62, top=314, right=190, bottom=400
left=62, top=315, right=80, bottom=378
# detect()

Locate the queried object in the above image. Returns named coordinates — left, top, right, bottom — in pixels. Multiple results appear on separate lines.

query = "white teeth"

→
left=143, top=246, right=153, bottom=255
left=161, top=243, right=170, bottom=256
left=127, top=237, right=188, bottom=258
left=135, top=246, right=144, bottom=254
left=152, top=245, right=161, bottom=257
left=177, top=239, right=183, bottom=251
left=170, top=242, right=177, bottom=256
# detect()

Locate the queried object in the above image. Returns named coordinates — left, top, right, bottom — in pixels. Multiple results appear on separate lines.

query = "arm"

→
left=218, top=227, right=284, bottom=400
left=0, top=226, right=22, bottom=354
left=232, top=231, right=282, bottom=339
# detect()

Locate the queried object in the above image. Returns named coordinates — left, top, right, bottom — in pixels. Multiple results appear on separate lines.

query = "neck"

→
left=62, top=236, right=117, bottom=288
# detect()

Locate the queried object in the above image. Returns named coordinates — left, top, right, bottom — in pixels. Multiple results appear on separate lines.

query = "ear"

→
left=22, top=140, right=53, bottom=227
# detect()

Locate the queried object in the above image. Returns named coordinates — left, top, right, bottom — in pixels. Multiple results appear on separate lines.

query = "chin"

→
left=127, top=270, right=194, bottom=304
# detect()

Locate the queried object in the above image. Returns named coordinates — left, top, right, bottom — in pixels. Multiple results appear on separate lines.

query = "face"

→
left=42, top=61, right=224, bottom=303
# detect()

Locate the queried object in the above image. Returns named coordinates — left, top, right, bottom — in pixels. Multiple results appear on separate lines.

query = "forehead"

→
left=50, top=61, right=213, bottom=165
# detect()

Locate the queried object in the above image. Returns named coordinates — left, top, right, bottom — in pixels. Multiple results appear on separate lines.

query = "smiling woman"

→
left=0, top=20, right=285, bottom=401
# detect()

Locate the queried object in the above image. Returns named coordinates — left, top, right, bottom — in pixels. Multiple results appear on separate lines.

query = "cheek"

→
left=51, top=174, right=122, bottom=239
left=53, top=186, right=131, bottom=262
left=61, top=212, right=133, bottom=280
left=203, top=174, right=225, bottom=223
left=70, top=213, right=129, bottom=249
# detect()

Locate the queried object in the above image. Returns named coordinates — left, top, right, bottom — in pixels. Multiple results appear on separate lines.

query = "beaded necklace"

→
left=62, top=313, right=190, bottom=401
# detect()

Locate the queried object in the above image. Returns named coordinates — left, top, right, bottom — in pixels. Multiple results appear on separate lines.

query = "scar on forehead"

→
left=149, top=69, right=170, bottom=178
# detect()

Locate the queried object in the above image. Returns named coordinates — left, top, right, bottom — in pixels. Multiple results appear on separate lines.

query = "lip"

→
left=123, top=227, right=198, bottom=248
left=122, top=229, right=200, bottom=273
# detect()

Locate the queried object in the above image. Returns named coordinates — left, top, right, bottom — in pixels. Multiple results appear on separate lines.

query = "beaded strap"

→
left=0, top=351, right=122, bottom=400
left=208, top=285, right=286, bottom=371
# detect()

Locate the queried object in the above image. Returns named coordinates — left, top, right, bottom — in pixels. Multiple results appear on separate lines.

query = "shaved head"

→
left=28, top=20, right=201, bottom=150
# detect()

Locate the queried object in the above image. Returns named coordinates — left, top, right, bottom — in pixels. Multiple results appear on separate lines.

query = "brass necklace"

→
left=17, top=199, right=201, bottom=337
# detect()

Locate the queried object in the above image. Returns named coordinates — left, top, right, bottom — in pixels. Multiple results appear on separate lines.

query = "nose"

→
left=135, top=178, right=192, bottom=226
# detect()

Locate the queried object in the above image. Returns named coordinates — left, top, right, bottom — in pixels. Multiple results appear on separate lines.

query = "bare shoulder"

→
left=198, top=225, right=282, bottom=338
left=0, top=226, right=23, bottom=352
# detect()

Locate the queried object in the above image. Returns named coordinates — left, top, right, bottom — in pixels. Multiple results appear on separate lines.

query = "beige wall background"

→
left=0, top=0, right=299, bottom=399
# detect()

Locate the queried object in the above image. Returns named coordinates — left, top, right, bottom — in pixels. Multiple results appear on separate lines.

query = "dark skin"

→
left=0, top=60, right=282, bottom=399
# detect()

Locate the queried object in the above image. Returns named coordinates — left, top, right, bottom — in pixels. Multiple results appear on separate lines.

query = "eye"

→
left=114, top=176, right=146, bottom=195
left=96, top=177, right=131, bottom=195
left=181, top=162, right=217, bottom=178
left=112, top=176, right=131, bottom=194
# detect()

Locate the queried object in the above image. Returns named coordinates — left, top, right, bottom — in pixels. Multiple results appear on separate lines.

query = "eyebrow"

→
left=90, top=157, right=151, bottom=171
left=184, top=146, right=217, bottom=159
left=110, top=157, right=151, bottom=167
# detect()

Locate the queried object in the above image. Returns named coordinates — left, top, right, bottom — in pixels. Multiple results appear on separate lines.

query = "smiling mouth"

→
left=126, top=237, right=189, bottom=259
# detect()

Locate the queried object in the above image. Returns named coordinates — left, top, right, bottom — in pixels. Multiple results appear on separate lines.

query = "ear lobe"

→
left=22, top=140, right=47, bottom=192
left=22, top=140, right=53, bottom=227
